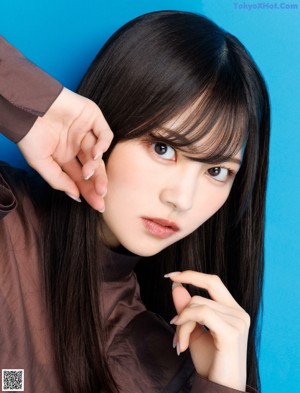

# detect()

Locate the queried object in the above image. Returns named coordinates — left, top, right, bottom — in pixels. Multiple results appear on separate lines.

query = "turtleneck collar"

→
left=99, top=242, right=142, bottom=282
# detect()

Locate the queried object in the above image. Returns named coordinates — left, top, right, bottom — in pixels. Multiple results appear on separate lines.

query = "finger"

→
left=77, top=149, right=108, bottom=197
left=91, top=163, right=108, bottom=197
left=67, top=103, right=112, bottom=150
left=188, top=295, right=248, bottom=321
left=171, top=304, right=249, bottom=352
left=172, top=283, right=191, bottom=314
left=171, top=284, right=209, bottom=353
left=172, top=305, right=226, bottom=352
left=79, top=132, right=103, bottom=180
left=77, top=178, right=106, bottom=212
left=172, top=330, right=178, bottom=350
left=165, top=271, right=240, bottom=308
left=174, top=303, right=242, bottom=329
left=77, top=136, right=108, bottom=199
left=70, top=104, right=113, bottom=160
left=92, top=128, right=114, bottom=158
left=79, top=156, right=97, bottom=181
left=88, top=105, right=112, bottom=138
left=89, top=111, right=114, bottom=158
left=176, top=320, right=197, bottom=352
left=31, top=157, right=80, bottom=198
left=63, top=159, right=106, bottom=211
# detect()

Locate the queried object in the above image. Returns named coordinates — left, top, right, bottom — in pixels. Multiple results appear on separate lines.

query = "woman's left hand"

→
left=165, top=270, right=250, bottom=391
left=17, top=88, right=113, bottom=211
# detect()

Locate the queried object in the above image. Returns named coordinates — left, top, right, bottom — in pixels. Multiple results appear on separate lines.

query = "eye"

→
left=152, top=142, right=176, bottom=160
left=207, top=167, right=231, bottom=182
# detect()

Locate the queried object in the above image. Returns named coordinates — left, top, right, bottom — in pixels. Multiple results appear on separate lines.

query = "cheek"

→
left=104, top=144, right=163, bottom=215
left=206, top=190, right=230, bottom=214
left=105, top=141, right=163, bottom=198
left=105, top=148, right=141, bottom=194
left=189, top=185, right=232, bottom=230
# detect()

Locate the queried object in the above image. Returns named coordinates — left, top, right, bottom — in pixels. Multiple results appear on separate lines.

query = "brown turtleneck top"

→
left=0, top=35, right=255, bottom=393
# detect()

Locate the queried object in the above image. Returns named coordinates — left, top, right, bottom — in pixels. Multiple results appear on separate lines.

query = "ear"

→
left=172, top=283, right=191, bottom=314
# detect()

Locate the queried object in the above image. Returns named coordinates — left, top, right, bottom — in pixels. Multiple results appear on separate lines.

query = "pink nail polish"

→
left=172, top=282, right=183, bottom=289
left=176, top=343, right=181, bottom=356
left=100, top=189, right=107, bottom=197
left=94, top=152, right=103, bottom=160
left=172, top=333, right=177, bottom=349
left=170, top=316, right=178, bottom=324
left=164, top=271, right=181, bottom=278
left=84, top=170, right=95, bottom=180
left=65, top=192, right=81, bottom=203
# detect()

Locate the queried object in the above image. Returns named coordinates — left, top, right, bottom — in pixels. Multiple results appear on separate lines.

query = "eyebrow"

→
left=226, top=157, right=242, bottom=165
left=186, top=155, right=242, bottom=166
left=151, top=129, right=243, bottom=166
left=154, top=128, right=191, bottom=144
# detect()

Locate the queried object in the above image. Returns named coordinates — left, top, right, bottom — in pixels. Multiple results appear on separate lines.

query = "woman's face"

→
left=101, top=134, right=242, bottom=257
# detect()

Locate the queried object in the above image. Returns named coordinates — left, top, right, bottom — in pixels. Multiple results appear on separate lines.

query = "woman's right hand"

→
left=17, top=87, right=113, bottom=211
left=166, top=271, right=250, bottom=391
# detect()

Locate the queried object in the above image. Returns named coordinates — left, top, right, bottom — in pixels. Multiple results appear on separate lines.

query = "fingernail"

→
left=172, top=282, right=183, bottom=289
left=100, top=189, right=107, bottom=198
left=170, top=316, right=179, bottom=325
left=65, top=192, right=81, bottom=203
left=176, top=343, right=181, bottom=356
left=172, top=333, right=177, bottom=349
left=84, top=170, right=95, bottom=180
left=164, top=271, right=181, bottom=278
left=99, top=207, right=105, bottom=213
left=94, top=152, right=103, bottom=160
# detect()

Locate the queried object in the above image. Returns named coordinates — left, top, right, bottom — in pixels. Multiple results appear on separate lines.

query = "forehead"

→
left=156, top=105, right=246, bottom=163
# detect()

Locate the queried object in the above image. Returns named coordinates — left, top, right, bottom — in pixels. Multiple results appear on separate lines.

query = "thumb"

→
left=172, top=283, right=191, bottom=314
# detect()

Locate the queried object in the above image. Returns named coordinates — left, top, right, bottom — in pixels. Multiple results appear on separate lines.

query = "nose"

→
left=159, top=163, right=199, bottom=212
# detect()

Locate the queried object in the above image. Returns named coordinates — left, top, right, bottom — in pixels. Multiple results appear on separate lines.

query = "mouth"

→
left=141, top=217, right=180, bottom=239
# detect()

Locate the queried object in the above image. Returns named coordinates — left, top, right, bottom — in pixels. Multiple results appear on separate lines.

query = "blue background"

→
left=1, top=0, right=299, bottom=391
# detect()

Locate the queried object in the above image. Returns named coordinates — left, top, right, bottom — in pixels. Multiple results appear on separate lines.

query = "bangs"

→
left=138, top=80, right=250, bottom=164
left=82, top=11, right=262, bottom=169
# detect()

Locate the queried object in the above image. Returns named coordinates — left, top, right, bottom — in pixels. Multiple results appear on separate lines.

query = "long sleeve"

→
left=0, top=35, right=63, bottom=143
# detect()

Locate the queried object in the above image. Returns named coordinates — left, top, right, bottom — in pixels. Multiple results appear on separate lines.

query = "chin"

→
left=119, top=239, right=173, bottom=257
left=124, top=246, right=163, bottom=257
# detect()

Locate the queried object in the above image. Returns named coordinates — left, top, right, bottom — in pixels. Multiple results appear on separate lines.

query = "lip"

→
left=141, top=217, right=180, bottom=239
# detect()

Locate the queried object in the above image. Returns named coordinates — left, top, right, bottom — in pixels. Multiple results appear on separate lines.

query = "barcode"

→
left=2, top=369, right=24, bottom=391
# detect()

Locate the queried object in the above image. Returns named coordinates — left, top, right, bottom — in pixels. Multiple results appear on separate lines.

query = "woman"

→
left=0, top=10, right=270, bottom=393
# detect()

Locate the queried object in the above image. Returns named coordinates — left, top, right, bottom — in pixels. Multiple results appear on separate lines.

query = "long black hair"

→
left=43, top=11, right=270, bottom=393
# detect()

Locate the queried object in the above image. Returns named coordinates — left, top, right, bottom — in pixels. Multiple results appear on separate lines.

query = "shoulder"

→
left=0, top=162, right=18, bottom=220
left=0, top=161, right=50, bottom=233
